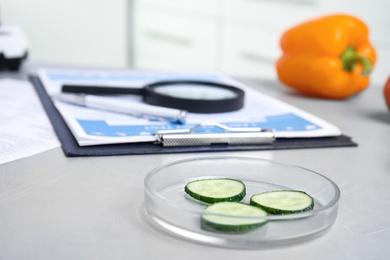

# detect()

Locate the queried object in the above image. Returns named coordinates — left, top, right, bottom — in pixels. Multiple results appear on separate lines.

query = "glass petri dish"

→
left=143, top=156, right=340, bottom=249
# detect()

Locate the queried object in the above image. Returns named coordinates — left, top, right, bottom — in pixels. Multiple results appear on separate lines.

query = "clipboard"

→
left=29, top=75, right=357, bottom=157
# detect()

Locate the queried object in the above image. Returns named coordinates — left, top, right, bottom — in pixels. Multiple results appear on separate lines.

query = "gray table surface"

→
left=1, top=65, right=390, bottom=259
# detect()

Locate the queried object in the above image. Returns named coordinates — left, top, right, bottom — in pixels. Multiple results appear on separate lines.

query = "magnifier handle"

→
left=62, top=85, right=144, bottom=95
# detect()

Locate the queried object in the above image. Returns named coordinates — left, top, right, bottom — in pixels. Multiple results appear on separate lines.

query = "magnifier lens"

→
left=154, top=83, right=238, bottom=100
left=145, top=81, right=245, bottom=113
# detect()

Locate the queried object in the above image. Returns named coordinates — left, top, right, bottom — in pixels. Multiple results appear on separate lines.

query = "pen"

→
left=56, top=93, right=187, bottom=124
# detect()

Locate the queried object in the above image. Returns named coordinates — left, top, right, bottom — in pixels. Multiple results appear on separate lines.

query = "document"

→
left=0, top=79, right=60, bottom=164
left=37, top=68, right=341, bottom=146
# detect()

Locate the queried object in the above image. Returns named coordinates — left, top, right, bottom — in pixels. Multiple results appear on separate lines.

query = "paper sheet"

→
left=37, top=68, right=342, bottom=146
left=0, top=79, right=60, bottom=164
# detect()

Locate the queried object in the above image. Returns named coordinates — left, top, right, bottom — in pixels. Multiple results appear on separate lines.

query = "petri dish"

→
left=143, top=156, right=340, bottom=249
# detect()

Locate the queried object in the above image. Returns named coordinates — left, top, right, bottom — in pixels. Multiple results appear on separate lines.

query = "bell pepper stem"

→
left=341, top=47, right=372, bottom=75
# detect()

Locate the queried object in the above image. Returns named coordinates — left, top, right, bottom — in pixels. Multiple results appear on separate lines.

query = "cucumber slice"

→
left=250, top=190, right=314, bottom=215
left=202, top=202, right=268, bottom=233
left=185, top=178, right=246, bottom=204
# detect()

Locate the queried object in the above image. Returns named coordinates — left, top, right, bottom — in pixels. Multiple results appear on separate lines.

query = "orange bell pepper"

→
left=384, top=76, right=390, bottom=110
left=276, top=14, right=377, bottom=99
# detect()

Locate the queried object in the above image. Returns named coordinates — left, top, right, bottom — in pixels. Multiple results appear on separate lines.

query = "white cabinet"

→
left=221, top=0, right=321, bottom=79
left=2, top=0, right=387, bottom=84
left=132, top=0, right=321, bottom=80
left=133, top=1, right=219, bottom=71
left=132, top=0, right=389, bottom=84
left=220, top=21, right=281, bottom=79
left=223, top=0, right=320, bottom=29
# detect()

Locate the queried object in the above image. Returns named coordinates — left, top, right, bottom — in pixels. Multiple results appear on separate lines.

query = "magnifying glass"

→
left=62, top=80, right=245, bottom=113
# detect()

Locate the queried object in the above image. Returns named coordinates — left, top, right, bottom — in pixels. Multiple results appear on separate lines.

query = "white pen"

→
left=56, top=93, right=187, bottom=124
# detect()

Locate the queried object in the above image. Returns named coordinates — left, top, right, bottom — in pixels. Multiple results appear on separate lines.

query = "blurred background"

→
left=1, top=0, right=389, bottom=86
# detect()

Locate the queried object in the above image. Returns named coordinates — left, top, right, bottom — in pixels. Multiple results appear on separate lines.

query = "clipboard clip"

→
left=155, top=122, right=275, bottom=147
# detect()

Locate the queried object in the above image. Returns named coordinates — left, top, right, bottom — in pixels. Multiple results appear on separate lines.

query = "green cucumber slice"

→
left=185, top=178, right=246, bottom=204
left=202, top=202, right=268, bottom=233
left=250, top=190, right=314, bottom=215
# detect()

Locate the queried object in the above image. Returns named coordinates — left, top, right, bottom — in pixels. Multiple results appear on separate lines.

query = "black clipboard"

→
left=30, top=75, right=357, bottom=157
